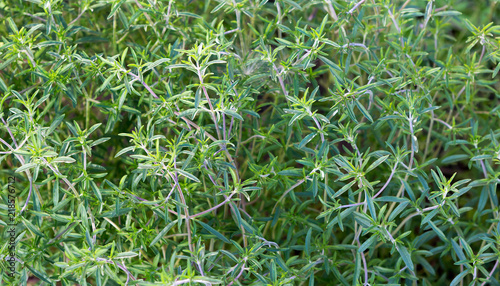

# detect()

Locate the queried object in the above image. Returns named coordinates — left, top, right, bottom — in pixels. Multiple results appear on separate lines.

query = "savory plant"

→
left=0, top=0, right=499, bottom=285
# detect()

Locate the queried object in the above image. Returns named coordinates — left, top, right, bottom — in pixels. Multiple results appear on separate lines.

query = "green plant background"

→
left=1, top=0, right=500, bottom=285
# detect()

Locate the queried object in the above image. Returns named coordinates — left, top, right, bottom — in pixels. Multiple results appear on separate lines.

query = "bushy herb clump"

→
left=1, top=0, right=500, bottom=285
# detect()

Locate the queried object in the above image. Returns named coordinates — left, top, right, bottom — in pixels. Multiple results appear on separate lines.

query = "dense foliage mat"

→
left=1, top=0, right=500, bottom=285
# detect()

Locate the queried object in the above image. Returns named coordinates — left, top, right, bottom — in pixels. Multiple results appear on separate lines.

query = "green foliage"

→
left=1, top=0, right=500, bottom=285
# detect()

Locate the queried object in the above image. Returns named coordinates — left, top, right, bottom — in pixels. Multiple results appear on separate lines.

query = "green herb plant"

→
left=1, top=0, right=500, bottom=285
